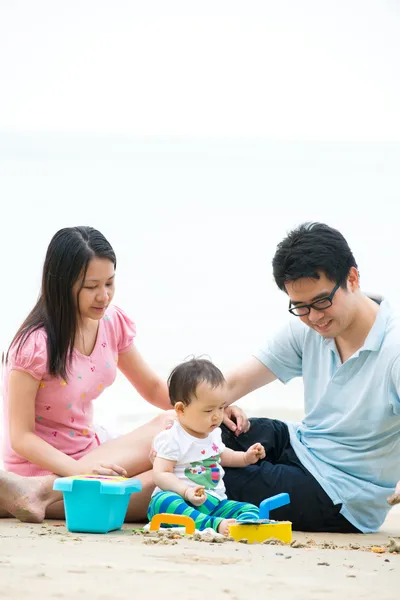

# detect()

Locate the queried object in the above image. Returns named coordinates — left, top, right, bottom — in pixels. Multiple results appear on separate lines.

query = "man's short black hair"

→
left=168, top=358, right=225, bottom=406
left=272, top=222, right=358, bottom=292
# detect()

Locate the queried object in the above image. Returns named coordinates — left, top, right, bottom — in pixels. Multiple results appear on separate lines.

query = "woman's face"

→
left=74, top=257, right=115, bottom=321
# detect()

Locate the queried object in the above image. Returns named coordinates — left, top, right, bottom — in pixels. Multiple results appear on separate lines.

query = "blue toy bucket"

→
left=53, top=475, right=142, bottom=533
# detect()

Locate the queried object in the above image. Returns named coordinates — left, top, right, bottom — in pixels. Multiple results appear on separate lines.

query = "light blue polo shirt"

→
left=255, top=299, right=400, bottom=533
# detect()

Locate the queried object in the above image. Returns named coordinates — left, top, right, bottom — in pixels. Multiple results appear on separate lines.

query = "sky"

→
left=0, top=1, right=399, bottom=140
left=0, top=2, right=399, bottom=430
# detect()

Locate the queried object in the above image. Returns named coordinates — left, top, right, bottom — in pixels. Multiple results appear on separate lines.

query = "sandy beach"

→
left=0, top=506, right=399, bottom=600
left=2, top=1, right=400, bottom=597
left=1, top=410, right=399, bottom=599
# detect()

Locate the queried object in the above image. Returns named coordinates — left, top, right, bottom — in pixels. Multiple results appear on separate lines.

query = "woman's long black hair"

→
left=8, top=226, right=116, bottom=380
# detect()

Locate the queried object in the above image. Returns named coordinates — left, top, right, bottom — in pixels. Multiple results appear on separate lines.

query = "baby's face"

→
left=177, top=381, right=227, bottom=438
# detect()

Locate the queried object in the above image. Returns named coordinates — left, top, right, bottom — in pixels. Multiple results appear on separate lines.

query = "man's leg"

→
left=221, top=418, right=291, bottom=463
left=222, top=418, right=359, bottom=533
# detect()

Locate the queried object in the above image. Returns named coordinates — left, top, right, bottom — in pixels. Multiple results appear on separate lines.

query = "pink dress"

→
left=2, top=305, right=135, bottom=476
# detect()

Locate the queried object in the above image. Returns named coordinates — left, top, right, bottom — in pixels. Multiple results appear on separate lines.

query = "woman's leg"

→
left=76, top=412, right=170, bottom=477
left=124, top=470, right=155, bottom=521
left=0, top=470, right=59, bottom=522
left=0, top=412, right=169, bottom=522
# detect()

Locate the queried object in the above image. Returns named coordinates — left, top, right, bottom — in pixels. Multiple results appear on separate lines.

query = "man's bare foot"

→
left=0, top=470, right=59, bottom=523
left=387, top=493, right=400, bottom=506
left=218, top=518, right=236, bottom=536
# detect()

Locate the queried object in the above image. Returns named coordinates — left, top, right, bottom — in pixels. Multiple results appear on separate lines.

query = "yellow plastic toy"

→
left=229, top=520, right=292, bottom=544
left=229, top=493, right=292, bottom=544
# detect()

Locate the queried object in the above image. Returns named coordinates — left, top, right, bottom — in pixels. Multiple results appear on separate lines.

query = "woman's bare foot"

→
left=217, top=518, right=236, bottom=536
left=0, top=470, right=59, bottom=523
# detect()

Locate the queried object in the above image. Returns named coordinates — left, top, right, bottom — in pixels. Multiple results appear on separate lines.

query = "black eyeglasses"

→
left=288, top=283, right=340, bottom=316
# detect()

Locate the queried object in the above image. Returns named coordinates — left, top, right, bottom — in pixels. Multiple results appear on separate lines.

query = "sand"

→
left=1, top=408, right=399, bottom=598
left=0, top=506, right=399, bottom=599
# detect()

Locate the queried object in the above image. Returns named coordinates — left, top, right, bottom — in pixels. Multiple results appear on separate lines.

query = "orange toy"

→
left=150, top=513, right=195, bottom=534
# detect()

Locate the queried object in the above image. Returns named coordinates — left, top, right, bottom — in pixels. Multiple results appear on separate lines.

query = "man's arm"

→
left=223, top=323, right=303, bottom=434
left=225, top=357, right=277, bottom=406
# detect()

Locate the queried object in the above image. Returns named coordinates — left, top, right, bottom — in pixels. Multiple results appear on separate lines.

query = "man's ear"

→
left=347, top=266, right=360, bottom=291
left=174, top=401, right=185, bottom=415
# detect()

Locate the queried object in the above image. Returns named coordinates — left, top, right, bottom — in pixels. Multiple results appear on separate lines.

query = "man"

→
left=222, top=222, right=400, bottom=533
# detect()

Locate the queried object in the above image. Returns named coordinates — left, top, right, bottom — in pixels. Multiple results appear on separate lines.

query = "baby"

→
left=148, top=358, right=266, bottom=535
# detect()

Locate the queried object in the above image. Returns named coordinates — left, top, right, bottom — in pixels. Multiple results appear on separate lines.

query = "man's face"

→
left=285, top=270, right=358, bottom=339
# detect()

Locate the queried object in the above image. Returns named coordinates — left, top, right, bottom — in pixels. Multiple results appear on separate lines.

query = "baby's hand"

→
left=245, top=443, right=266, bottom=465
left=184, top=486, right=206, bottom=506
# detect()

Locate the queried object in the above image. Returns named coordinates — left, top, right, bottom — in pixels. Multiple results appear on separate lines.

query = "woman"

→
left=0, top=226, right=246, bottom=523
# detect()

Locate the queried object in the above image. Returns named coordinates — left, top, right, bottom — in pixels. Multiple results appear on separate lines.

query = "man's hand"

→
left=387, top=481, right=400, bottom=506
left=184, top=485, right=206, bottom=506
left=244, top=443, right=266, bottom=465
left=223, top=405, right=250, bottom=437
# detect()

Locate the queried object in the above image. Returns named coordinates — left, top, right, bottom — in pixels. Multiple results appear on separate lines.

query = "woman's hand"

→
left=84, top=462, right=127, bottom=477
left=161, top=409, right=177, bottom=429
left=149, top=410, right=176, bottom=465
left=223, top=405, right=250, bottom=437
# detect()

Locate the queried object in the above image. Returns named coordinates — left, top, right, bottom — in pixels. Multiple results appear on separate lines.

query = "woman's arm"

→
left=118, top=346, right=170, bottom=410
left=8, top=370, right=85, bottom=476
left=8, top=370, right=125, bottom=477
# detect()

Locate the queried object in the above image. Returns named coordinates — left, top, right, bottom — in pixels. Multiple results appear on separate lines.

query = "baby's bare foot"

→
left=218, top=518, right=236, bottom=536
left=0, top=470, right=59, bottom=523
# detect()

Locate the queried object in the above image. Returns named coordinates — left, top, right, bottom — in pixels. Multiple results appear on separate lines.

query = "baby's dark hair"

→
left=168, top=358, right=226, bottom=406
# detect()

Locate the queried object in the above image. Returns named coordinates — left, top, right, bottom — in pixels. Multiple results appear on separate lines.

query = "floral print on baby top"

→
left=2, top=305, right=135, bottom=476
